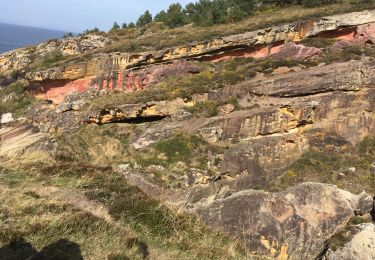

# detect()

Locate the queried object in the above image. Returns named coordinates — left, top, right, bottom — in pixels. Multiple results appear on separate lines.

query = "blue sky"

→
left=0, top=0, right=192, bottom=32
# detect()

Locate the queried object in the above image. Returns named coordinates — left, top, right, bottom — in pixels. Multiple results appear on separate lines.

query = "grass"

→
left=21, top=1, right=375, bottom=72
left=0, top=163, right=249, bottom=259
left=55, top=124, right=131, bottom=165
left=185, top=100, right=219, bottom=117
left=101, top=1, right=375, bottom=54
left=135, top=132, right=222, bottom=171
left=266, top=136, right=375, bottom=194
left=0, top=81, right=35, bottom=117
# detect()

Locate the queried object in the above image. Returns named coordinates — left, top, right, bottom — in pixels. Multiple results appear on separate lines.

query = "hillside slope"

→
left=1, top=6, right=375, bottom=260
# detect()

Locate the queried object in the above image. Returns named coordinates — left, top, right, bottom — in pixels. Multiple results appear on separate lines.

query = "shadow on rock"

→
left=0, top=238, right=83, bottom=260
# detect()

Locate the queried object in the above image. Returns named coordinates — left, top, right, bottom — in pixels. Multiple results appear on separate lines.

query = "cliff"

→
left=0, top=7, right=375, bottom=260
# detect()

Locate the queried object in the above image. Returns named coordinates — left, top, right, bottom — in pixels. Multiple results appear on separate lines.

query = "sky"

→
left=0, top=0, right=192, bottom=33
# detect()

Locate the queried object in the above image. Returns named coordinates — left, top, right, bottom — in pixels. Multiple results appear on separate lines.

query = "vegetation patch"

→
left=267, top=136, right=375, bottom=194
left=0, top=81, right=35, bottom=116
left=0, top=163, right=248, bottom=259
left=328, top=215, right=373, bottom=252
left=135, top=132, right=220, bottom=170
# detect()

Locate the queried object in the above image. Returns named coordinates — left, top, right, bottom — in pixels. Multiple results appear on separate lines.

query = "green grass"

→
left=185, top=100, right=219, bottom=117
left=100, top=0, right=375, bottom=54
left=135, top=132, right=220, bottom=170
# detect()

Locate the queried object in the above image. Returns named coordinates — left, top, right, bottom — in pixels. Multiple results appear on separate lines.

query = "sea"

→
left=0, top=23, right=67, bottom=54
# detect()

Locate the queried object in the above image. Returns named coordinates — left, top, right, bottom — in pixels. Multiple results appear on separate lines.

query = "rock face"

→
left=0, top=125, right=45, bottom=157
left=88, top=98, right=192, bottom=124
left=16, top=10, right=375, bottom=103
left=0, top=34, right=111, bottom=73
left=325, top=223, right=375, bottom=260
left=195, top=183, right=373, bottom=260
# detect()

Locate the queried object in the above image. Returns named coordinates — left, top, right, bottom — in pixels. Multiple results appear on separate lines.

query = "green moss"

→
left=300, top=37, right=336, bottom=49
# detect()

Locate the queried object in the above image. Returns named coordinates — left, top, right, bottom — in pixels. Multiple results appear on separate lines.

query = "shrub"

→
left=185, top=100, right=219, bottom=117
left=41, top=50, right=64, bottom=68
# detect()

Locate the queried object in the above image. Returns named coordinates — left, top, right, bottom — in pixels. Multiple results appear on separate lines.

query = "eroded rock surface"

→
left=11, top=9, right=375, bottom=103
left=195, top=183, right=373, bottom=260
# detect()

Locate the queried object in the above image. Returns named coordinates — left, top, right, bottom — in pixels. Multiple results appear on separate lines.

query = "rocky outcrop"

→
left=17, top=10, right=375, bottom=103
left=0, top=125, right=45, bottom=157
left=194, top=183, right=373, bottom=259
left=0, top=34, right=111, bottom=74
left=324, top=223, right=375, bottom=260
left=28, top=60, right=199, bottom=104
left=87, top=98, right=193, bottom=124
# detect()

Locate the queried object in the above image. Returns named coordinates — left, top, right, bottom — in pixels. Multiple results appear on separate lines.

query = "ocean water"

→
left=0, top=23, right=66, bottom=54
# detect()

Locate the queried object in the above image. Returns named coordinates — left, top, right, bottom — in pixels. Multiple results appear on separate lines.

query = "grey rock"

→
left=195, top=183, right=373, bottom=259
left=198, top=126, right=223, bottom=143
left=325, top=223, right=375, bottom=260
left=71, top=100, right=86, bottom=111
left=55, top=102, right=73, bottom=113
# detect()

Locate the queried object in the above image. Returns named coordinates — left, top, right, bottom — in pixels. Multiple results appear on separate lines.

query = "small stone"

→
left=348, top=167, right=356, bottom=173
left=0, top=113, right=14, bottom=124
left=145, top=165, right=165, bottom=172
left=220, top=104, right=235, bottom=114
left=71, top=100, right=86, bottom=111
left=198, top=126, right=223, bottom=143
left=55, top=102, right=72, bottom=113
left=117, top=164, right=132, bottom=174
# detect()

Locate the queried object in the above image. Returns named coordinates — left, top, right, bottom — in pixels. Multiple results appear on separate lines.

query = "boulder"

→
left=198, top=126, right=223, bottom=143
left=79, top=34, right=112, bottom=53
left=195, top=183, right=373, bottom=259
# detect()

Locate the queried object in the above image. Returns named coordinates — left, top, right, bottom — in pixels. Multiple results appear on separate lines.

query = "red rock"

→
left=35, top=77, right=93, bottom=104
left=269, top=42, right=322, bottom=61
left=355, top=23, right=375, bottom=44
left=330, top=40, right=352, bottom=53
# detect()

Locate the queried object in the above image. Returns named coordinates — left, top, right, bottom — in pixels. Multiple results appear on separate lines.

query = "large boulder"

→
left=195, top=183, right=373, bottom=259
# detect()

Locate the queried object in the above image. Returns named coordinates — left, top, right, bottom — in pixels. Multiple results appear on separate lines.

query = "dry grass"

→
left=0, top=163, right=249, bottom=260
left=266, top=136, right=375, bottom=194
left=101, top=1, right=375, bottom=53
left=28, top=1, right=375, bottom=70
